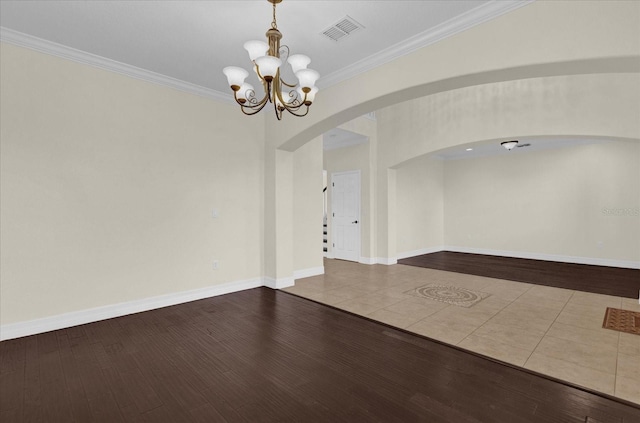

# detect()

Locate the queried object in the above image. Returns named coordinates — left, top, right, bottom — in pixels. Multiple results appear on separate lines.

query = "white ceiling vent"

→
left=321, top=16, right=364, bottom=42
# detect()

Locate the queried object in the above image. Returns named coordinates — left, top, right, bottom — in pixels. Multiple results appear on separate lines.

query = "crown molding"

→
left=0, top=26, right=235, bottom=105
left=318, top=0, right=535, bottom=89
left=1, top=1, right=533, bottom=102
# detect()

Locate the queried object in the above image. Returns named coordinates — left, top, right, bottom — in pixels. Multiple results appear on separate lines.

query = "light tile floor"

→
left=283, top=259, right=640, bottom=404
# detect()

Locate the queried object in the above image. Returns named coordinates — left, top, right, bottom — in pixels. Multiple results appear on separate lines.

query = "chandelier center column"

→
left=266, top=28, right=281, bottom=58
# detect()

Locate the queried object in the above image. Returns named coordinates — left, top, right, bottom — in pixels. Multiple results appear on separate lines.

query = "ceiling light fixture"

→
left=222, top=0, right=320, bottom=120
left=501, top=140, right=519, bottom=150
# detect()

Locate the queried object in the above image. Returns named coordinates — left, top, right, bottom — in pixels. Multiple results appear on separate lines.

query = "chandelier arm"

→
left=283, top=101, right=302, bottom=110
left=280, top=78, right=298, bottom=88
left=272, top=73, right=283, bottom=104
left=240, top=99, right=270, bottom=116
left=282, top=93, right=303, bottom=109
left=274, top=101, right=283, bottom=120
left=241, top=97, right=269, bottom=110
left=283, top=105, right=310, bottom=118
left=277, top=86, right=304, bottom=109
left=275, top=84, right=301, bottom=109
left=258, top=77, right=271, bottom=104
left=279, top=45, right=290, bottom=63
left=233, top=88, right=270, bottom=109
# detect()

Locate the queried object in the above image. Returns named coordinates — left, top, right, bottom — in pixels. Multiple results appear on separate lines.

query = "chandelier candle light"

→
left=223, top=0, right=320, bottom=120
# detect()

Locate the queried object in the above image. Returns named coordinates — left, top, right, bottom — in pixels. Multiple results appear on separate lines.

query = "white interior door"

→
left=331, top=170, right=360, bottom=262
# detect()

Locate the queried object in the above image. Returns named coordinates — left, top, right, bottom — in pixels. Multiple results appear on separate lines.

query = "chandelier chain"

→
left=271, top=2, right=277, bottom=29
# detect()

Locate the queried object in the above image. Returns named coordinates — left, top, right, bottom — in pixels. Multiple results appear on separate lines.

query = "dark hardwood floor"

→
left=1, top=287, right=639, bottom=422
left=399, top=251, right=640, bottom=299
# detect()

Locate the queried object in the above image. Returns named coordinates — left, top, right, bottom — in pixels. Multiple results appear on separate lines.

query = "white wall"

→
left=396, top=155, right=444, bottom=257
left=0, top=43, right=265, bottom=327
left=293, top=136, right=323, bottom=275
left=444, top=141, right=640, bottom=264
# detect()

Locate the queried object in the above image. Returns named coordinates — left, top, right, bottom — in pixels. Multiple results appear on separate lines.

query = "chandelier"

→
left=222, top=0, right=320, bottom=120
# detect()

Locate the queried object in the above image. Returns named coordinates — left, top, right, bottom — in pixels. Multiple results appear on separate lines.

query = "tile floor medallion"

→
left=603, top=307, right=640, bottom=335
left=405, top=284, right=490, bottom=307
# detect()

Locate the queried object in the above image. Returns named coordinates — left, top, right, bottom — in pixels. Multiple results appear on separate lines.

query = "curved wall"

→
left=267, top=0, right=640, bottom=152
left=265, top=0, right=640, bottom=278
left=378, top=73, right=640, bottom=170
left=375, top=73, right=640, bottom=260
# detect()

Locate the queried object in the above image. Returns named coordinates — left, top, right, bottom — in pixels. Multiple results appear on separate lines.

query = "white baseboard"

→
left=359, top=257, right=376, bottom=265
left=376, top=257, right=398, bottom=265
left=293, top=266, right=325, bottom=280
left=381, top=245, right=639, bottom=269
left=263, top=276, right=295, bottom=289
left=0, top=277, right=263, bottom=341
left=5, top=246, right=635, bottom=341
left=396, top=247, right=444, bottom=260
left=444, top=246, right=640, bottom=269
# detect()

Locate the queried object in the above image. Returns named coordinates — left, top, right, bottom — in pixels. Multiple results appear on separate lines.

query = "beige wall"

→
left=396, top=155, right=444, bottom=256
left=0, top=43, right=265, bottom=325
left=293, top=136, right=323, bottom=273
left=444, top=142, right=640, bottom=263
left=378, top=74, right=640, bottom=170
left=376, top=73, right=640, bottom=260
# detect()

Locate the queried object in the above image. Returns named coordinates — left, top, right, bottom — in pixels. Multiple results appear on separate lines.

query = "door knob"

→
left=352, top=220, right=359, bottom=224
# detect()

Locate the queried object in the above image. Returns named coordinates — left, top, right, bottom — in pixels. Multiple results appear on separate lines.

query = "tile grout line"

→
left=614, top=329, right=621, bottom=397
left=613, top=296, right=623, bottom=397
left=522, top=289, right=576, bottom=367
left=455, top=283, right=535, bottom=348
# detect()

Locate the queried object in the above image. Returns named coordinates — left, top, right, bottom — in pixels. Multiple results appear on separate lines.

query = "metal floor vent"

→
left=321, top=16, right=364, bottom=42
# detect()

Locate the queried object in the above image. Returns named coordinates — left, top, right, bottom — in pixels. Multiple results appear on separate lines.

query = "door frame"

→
left=329, top=169, right=361, bottom=262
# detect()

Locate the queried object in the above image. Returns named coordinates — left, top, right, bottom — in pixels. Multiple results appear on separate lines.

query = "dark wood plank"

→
left=22, top=336, right=44, bottom=422
left=398, top=251, right=640, bottom=298
left=0, top=337, right=26, bottom=375
left=1, top=287, right=638, bottom=422
left=57, top=330, right=93, bottom=422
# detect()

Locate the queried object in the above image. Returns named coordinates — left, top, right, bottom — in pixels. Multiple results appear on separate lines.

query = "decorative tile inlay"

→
left=405, top=284, right=490, bottom=308
left=602, top=307, right=640, bottom=336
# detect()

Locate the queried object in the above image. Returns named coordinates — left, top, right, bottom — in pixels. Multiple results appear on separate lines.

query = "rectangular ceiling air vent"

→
left=321, top=16, right=364, bottom=42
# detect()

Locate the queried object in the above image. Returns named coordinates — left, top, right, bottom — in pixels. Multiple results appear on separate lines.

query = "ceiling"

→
left=434, top=137, right=611, bottom=161
left=323, top=127, right=369, bottom=151
left=0, top=0, right=531, bottom=100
